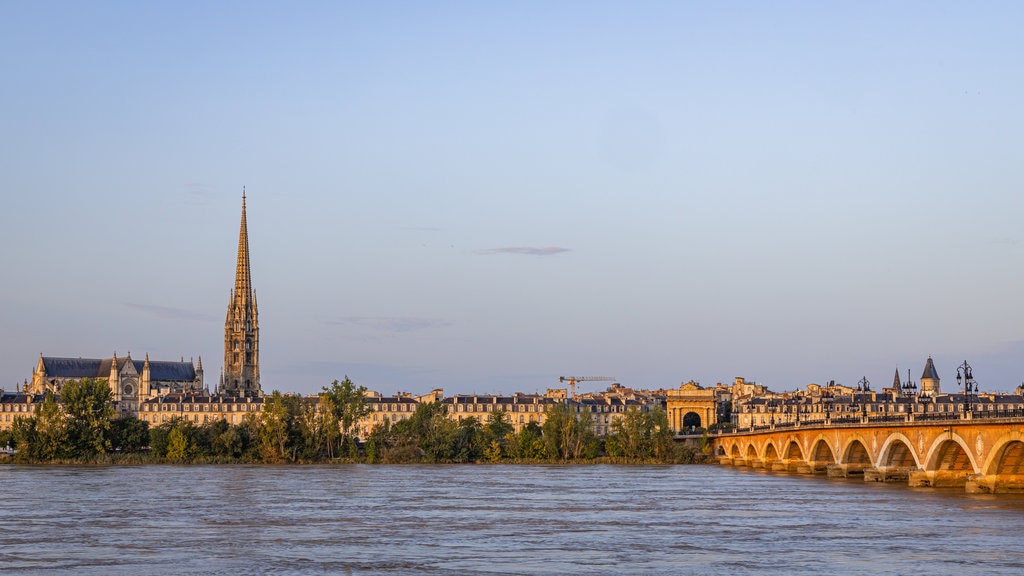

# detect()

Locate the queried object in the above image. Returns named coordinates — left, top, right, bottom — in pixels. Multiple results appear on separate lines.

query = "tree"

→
left=453, top=416, right=482, bottom=463
left=32, top=391, right=69, bottom=460
left=258, top=391, right=310, bottom=462
left=607, top=408, right=655, bottom=459
left=108, top=415, right=149, bottom=453
left=321, top=377, right=372, bottom=458
left=166, top=425, right=192, bottom=460
left=506, top=421, right=546, bottom=460
left=482, top=410, right=513, bottom=447
left=543, top=403, right=597, bottom=460
left=61, top=378, right=115, bottom=456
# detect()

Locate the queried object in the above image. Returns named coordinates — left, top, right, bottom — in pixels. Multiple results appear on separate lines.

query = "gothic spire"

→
left=234, top=189, right=252, bottom=297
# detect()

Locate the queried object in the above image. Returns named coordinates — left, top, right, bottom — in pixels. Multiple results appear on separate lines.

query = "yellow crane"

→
left=558, top=376, right=615, bottom=400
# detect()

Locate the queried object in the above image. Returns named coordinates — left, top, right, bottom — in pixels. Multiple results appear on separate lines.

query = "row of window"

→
left=141, top=403, right=260, bottom=412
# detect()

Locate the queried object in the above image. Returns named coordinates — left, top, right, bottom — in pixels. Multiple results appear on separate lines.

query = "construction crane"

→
left=558, top=376, right=615, bottom=400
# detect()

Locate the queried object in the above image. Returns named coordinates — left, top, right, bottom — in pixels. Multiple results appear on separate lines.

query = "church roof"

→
left=921, top=357, right=940, bottom=380
left=133, top=360, right=197, bottom=382
left=41, top=357, right=110, bottom=378
left=40, top=356, right=196, bottom=382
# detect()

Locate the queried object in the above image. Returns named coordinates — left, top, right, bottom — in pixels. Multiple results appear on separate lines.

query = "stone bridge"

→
left=712, top=417, right=1024, bottom=493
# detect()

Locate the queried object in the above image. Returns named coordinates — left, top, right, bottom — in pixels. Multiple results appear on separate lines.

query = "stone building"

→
left=27, top=353, right=203, bottom=415
left=221, top=193, right=261, bottom=397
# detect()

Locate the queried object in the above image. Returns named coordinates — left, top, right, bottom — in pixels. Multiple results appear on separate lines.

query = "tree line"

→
left=0, top=377, right=709, bottom=464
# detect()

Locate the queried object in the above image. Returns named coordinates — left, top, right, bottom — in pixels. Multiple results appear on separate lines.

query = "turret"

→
left=141, top=353, right=151, bottom=398
left=196, top=356, right=204, bottom=391
left=110, top=352, right=121, bottom=401
left=921, top=356, right=941, bottom=395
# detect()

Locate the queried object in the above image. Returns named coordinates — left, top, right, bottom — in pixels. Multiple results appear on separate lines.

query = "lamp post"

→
left=901, top=369, right=917, bottom=421
left=822, top=385, right=833, bottom=423
left=901, top=369, right=917, bottom=396
left=956, top=360, right=976, bottom=417
left=856, top=377, right=870, bottom=419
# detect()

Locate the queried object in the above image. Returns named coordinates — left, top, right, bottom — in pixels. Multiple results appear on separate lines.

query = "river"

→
left=0, top=464, right=1022, bottom=575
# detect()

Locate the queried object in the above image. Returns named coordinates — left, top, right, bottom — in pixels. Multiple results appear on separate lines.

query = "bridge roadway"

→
left=710, top=413, right=1024, bottom=493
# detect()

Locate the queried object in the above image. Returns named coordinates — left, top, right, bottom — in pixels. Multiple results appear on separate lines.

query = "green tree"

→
left=62, top=378, right=115, bottom=456
left=453, top=416, right=482, bottom=463
left=166, top=425, right=192, bottom=460
left=607, top=408, right=655, bottom=459
left=108, top=415, right=149, bottom=453
left=542, top=403, right=597, bottom=460
left=321, top=377, right=372, bottom=458
left=650, top=408, right=677, bottom=461
left=32, top=391, right=70, bottom=460
left=505, top=421, right=545, bottom=460
left=258, top=391, right=309, bottom=462
left=482, top=410, right=513, bottom=448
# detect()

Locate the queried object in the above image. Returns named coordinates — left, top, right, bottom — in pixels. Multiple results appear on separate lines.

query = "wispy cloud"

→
left=476, top=246, right=571, bottom=256
left=327, top=316, right=453, bottom=333
left=124, top=303, right=215, bottom=322
left=181, top=182, right=215, bottom=205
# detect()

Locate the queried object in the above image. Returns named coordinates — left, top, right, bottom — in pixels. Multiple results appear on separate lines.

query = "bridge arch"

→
left=924, top=434, right=979, bottom=474
left=730, top=443, right=741, bottom=458
left=841, top=437, right=873, bottom=467
left=764, top=443, right=780, bottom=463
left=784, top=440, right=803, bottom=461
left=878, top=433, right=921, bottom=469
left=981, top=433, right=1024, bottom=476
left=745, top=444, right=758, bottom=461
left=809, top=437, right=836, bottom=467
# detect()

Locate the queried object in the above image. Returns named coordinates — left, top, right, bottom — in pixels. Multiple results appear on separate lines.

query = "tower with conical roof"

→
left=222, top=191, right=261, bottom=396
left=920, top=356, right=940, bottom=396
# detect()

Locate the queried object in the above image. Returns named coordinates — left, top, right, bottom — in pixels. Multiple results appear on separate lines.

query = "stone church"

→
left=28, top=353, right=203, bottom=414
left=22, top=193, right=263, bottom=416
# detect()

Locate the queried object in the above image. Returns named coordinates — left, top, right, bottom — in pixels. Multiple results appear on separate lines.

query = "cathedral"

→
left=18, top=193, right=263, bottom=419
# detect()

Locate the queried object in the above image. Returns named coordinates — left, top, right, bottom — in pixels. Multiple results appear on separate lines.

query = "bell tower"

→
left=222, top=191, right=261, bottom=397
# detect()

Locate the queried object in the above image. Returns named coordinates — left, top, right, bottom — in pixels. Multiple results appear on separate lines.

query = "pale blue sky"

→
left=3, top=2, right=1023, bottom=396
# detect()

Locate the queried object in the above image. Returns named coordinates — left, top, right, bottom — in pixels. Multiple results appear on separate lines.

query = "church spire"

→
left=223, top=190, right=261, bottom=397
left=235, top=188, right=252, bottom=297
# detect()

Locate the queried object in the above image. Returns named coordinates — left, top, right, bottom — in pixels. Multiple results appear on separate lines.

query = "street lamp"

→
left=956, top=360, right=977, bottom=416
left=856, top=377, right=871, bottom=418
left=901, top=369, right=917, bottom=396
left=821, top=384, right=833, bottom=422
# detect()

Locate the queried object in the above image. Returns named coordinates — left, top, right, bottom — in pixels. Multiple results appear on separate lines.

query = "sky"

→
left=2, top=2, right=1024, bottom=397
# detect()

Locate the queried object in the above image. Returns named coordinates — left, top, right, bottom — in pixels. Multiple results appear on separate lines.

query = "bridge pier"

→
left=864, top=466, right=915, bottom=483
left=965, top=474, right=1024, bottom=494
left=825, top=463, right=869, bottom=478
left=908, top=470, right=969, bottom=489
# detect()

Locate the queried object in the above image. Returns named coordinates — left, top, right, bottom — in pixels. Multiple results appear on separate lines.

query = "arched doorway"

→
left=682, top=412, right=702, bottom=430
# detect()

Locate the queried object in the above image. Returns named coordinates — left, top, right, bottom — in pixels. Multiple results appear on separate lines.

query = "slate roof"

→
left=133, top=360, right=196, bottom=382
left=921, top=357, right=940, bottom=380
left=41, top=357, right=109, bottom=378
left=41, top=356, right=196, bottom=382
